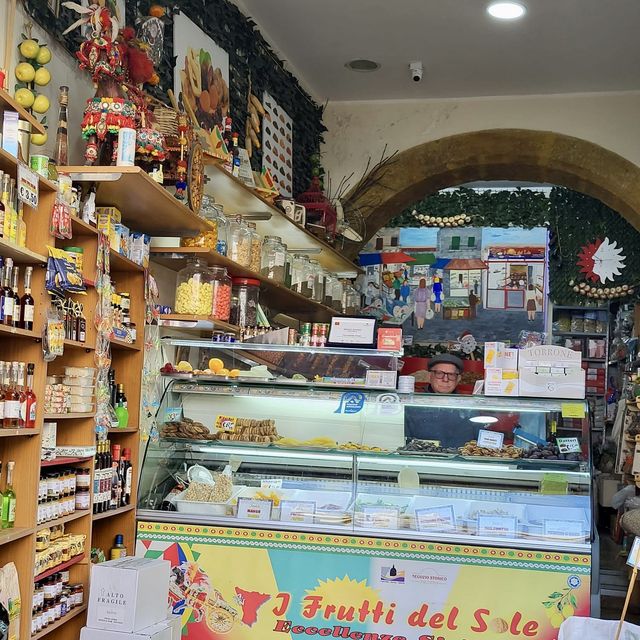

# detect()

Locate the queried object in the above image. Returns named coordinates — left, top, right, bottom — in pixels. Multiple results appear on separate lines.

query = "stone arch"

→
left=345, top=128, right=640, bottom=257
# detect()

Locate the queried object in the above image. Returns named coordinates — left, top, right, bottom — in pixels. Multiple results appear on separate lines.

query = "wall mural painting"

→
left=357, top=226, right=548, bottom=343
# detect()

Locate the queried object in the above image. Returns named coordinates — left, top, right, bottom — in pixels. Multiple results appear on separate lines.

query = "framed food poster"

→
left=262, top=92, right=293, bottom=197
left=174, top=12, right=230, bottom=131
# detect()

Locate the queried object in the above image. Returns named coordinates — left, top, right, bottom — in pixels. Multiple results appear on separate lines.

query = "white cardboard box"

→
left=518, top=366, right=585, bottom=399
left=518, top=345, right=582, bottom=368
left=80, top=620, right=173, bottom=640
left=87, top=557, right=170, bottom=633
left=484, top=368, right=519, bottom=396
left=484, top=342, right=506, bottom=368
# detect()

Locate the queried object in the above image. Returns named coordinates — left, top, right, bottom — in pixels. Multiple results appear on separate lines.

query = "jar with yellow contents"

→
left=180, top=196, right=219, bottom=249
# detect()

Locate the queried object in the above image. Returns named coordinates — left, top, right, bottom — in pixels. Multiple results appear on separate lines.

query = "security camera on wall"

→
left=409, top=61, right=423, bottom=82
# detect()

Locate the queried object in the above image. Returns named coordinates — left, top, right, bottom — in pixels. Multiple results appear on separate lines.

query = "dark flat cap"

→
left=427, top=354, right=464, bottom=372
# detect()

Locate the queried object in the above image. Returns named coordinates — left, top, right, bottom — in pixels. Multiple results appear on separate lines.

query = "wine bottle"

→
left=1, top=461, right=16, bottom=528
left=20, top=267, right=34, bottom=331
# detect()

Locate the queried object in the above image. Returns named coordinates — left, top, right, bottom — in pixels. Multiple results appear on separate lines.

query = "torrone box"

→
left=87, top=557, right=170, bottom=633
left=518, top=346, right=585, bottom=399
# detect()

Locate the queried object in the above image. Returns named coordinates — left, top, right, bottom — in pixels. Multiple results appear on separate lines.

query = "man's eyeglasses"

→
left=431, top=370, right=460, bottom=381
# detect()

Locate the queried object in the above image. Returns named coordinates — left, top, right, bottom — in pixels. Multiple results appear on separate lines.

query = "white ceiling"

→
left=232, top=0, right=640, bottom=101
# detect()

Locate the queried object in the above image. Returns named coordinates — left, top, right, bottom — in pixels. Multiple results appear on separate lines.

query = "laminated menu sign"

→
left=477, top=515, right=517, bottom=537
left=416, top=505, right=456, bottom=532
left=359, top=506, right=399, bottom=529
left=215, top=415, right=237, bottom=433
left=543, top=519, right=584, bottom=539
left=260, top=479, right=283, bottom=489
left=477, top=429, right=504, bottom=449
left=237, top=498, right=272, bottom=520
left=280, top=500, right=315, bottom=524
left=556, top=437, right=581, bottom=453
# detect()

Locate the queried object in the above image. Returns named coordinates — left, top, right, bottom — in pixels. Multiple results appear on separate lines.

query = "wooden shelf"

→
left=34, top=553, right=85, bottom=582
left=554, top=331, right=607, bottom=338
left=70, top=217, right=99, bottom=237
left=0, top=237, right=47, bottom=264
left=110, top=337, right=141, bottom=351
left=31, top=604, right=88, bottom=640
left=0, top=526, right=33, bottom=546
left=204, top=162, right=360, bottom=274
left=58, top=166, right=213, bottom=236
left=41, top=456, right=93, bottom=468
left=151, top=247, right=341, bottom=322
left=0, top=324, right=39, bottom=340
left=110, top=249, right=144, bottom=272
left=43, top=413, right=95, bottom=420
left=0, top=147, right=57, bottom=193
left=108, top=427, right=138, bottom=433
left=92, top=504, right=135, bottom=521
left=36, top=510, right=89, bottom=532
left=64, top=338, right=93, bottom=351
left=158, top=313, right=240, bottom=334
left=0, top=88, right=47, bottom=135
left=0, top=428, right=39, bottom=437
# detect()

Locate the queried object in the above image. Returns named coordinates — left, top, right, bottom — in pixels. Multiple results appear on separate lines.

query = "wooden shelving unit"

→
left=0, top=89, right=47, bottom=135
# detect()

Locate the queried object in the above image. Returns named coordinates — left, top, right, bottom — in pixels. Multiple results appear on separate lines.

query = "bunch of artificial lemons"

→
left=13, top=37, right=52, bottom=146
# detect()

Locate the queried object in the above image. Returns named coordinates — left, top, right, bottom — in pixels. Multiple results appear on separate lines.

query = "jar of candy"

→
left=260, top=235, right=286, bottom=283
left=246, top=222, right=262, bottom=272
left=210, top=266, right=232, bottom=321
left=175, top=258, right=214, bottom=315
left=291, top=254, right=312, bottom=297
left=308, top=259, right=324, bottom=302
left=181, top=195, right=218, bottom=248
left=230, top=278, right=260, bottom=327
left=228, top=216, right=251, bottom=267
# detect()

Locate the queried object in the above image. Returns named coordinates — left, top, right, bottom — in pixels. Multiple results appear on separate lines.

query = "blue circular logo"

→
left=568, top=575, right=581, bottom=588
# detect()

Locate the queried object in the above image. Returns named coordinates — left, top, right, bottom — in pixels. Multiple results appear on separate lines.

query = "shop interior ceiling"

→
left=232, top=0, right=640, bottom=101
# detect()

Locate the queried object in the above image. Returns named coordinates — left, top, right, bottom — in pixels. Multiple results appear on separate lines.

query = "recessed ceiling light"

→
left=345, top=59, right=381, bottom=72
left=469, top=416, right=499, bottom=424
left=487, top=1, right=526, bottom=20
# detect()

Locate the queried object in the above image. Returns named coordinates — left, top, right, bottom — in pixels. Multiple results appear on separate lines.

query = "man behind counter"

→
left=404, top=354, right=478, bottom=447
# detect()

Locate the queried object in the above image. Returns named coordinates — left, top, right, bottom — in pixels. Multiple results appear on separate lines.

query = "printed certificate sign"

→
left=138, top=521, right=591, bottom=640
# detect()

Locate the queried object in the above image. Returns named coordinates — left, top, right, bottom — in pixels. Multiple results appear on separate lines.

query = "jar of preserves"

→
left=175, top=258, right=214, bottom=315
left=260, top=235, right=286, bottom=283
left=230, top=278, right=260, bottom=327
left=181, top=195, right=219, bottom=249
left=246, top=222, right=262, bottom=272
left=228, top=215, right=251, bottom=267
left=210, top=266, right=232, bottom=321
left=308, top=259, right=324, bottom=302
left=291, top=254, right=312, bottom=297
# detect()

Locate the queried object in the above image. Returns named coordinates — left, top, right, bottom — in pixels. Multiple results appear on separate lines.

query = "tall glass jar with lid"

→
left=216, top=209, right=229, bottom=256
left=342, top=280, right=361, bottom=315
left=181, top=195, right=218, bottom=249
left=291, top=254, right=312, bottom=297
left=175, top=258, right=214, bottom=315
left=331, top=278, right=344, bottom=312
left=323, top=270, right=335, bottom=307
left=228, top=215, right=251, bottom=267
left=308, top=259, right=324, bottom=302
left=210, top=266, right=232, bottom=321
left=246, top=222, right=262, bottom=272
left=260, top=235, right=286, bottom=283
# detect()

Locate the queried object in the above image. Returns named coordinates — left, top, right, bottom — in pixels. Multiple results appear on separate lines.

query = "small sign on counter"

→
left=365, top=370, right=398, bottom=388
left=477, top=429, right=504, bottom=450
left=280, top=500, right=315, bottom=524
left=543, top=519, right=584, bottom=539
left=556, top=437, right=581, bottom=453
left=359, top=506, right=399, bottom=530
left=416, top=506, right=456, bottom=532
left=561, top=403, right=586, bottom=419
left=260, top=479, right=283, bottom=489
left=477, top=515, right=517, bottom=537
left=237, top=498, right=273, bottom=521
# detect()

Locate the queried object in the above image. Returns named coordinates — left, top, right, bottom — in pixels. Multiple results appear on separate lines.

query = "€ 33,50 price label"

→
left=17, top=163, right=39, bottom=209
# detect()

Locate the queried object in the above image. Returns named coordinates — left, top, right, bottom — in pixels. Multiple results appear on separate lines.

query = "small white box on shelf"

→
left=483, top=342, right=505, bottom=367
left=87, top=557, right=170, bottom=633
left=80, top=620, right=172, bottom=640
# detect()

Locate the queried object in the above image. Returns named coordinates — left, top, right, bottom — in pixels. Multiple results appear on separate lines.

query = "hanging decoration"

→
left=577, top=237, right=626, bottom=284
left=569, top=279, right=634, bottom=301
left=411, top=210, right=472, bottom=228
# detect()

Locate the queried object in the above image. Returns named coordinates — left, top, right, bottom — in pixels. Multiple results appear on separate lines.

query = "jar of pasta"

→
left=175, top=258, right=214, bottom=315
left=180, top=196, right=219, bottom=249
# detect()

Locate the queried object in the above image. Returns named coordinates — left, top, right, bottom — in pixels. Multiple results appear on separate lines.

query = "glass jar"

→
left=331, top=278, right=344, bottom=312
left=308, top=259, right=324, bottom=303
left=323, top=270, right=335, bottom=308
left=284, top=247, right=292, bottom=288
left=291, top=254, right=312, bottom=297
left=246, top=222, right=262, bottom=272
left=342, top=280, right=361, bottom=315
left=230, top=278, right=260, bottom=327
left=181, top=195, right=219, bottom=248
left=260, top=236, right=286, bottom=283
left=210, top=266, right=232, bottom=321
left=228, top=215, right=251, bottom=267
left=175, top=258, right=214, bottom=315
left=216, top=207, right=229, bottom=256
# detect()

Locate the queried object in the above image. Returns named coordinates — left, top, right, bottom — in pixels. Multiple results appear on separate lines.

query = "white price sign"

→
left=556, top=437, right=581, bottom=453
left=17, top=163, right=39, bottom=209
left=477, top=429, right=504, bottom=450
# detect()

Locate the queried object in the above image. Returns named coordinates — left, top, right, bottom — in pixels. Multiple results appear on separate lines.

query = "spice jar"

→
left=228, top=215, right=251, bottom=267
left=291, top=254, right=312, bottom=297
left=210, top=266, right=232, bottom=321
left=246, top=222, right=262, bottom=272
left=230, top=278, right=260, bottom=327
left=175, top=258, right=214, bottom=315
left=308, top=259, right=324, bottom=302
left=260, top=235, right=286, bottom=283
left=181, top=195, right=219, bottom=248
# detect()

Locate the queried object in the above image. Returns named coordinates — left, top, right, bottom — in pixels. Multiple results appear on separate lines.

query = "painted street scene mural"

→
left=357, top=226, right=547, bottom=342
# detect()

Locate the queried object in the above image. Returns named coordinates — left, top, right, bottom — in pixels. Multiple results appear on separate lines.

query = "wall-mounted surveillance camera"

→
left=409, top=61, right=423, bottom=82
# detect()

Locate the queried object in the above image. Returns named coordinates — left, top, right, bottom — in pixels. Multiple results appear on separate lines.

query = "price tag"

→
left=17, top=163, right=39, bottom=209
left=415, top=505, right=456, bottom=532
left=477, top=429, right=504, bottom=450
left=237, top=498, right=273, bottom=521
left=280, top=500, right=315, bottom=524
left=215, top=415, right=237, bottom=432
left=556, top=437, right=581, bottom=453
left=365, top=370, right=398, bottom=388
left=543, top=519, right=584, bottom=539
left=163, top=407, right=182, bottom=422
left=477, top=515, right=517, bottom=538
left=627, top=537, right=640, bottom=568
left=260, top=479, right=283, bottom=490
left=561, top=403, right=586, bottom=419
left=359, top=506, right=399, bottom=530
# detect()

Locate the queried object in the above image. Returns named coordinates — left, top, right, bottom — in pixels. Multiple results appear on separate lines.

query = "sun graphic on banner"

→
left=577, top=237, right=626, bottom=284
left=304, top=576, right=381, bottom=620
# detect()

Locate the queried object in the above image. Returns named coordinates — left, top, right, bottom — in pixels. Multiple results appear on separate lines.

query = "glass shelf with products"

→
left=138, top=378, right=592, bottom=553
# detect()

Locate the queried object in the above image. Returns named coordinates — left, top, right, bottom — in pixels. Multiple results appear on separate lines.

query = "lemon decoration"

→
left=32, top=95, right=50, bottom=114
left=15, top=62, right=35, bottom=83
left=19, top=39, right=40, bottom=59
left=14, top=88, right=35, bottom=109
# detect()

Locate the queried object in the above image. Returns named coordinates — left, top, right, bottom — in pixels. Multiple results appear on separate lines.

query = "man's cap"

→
left=427, top=354, right=464, bottom=373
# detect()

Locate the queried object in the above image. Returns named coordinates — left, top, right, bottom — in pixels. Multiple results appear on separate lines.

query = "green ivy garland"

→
left=388, top=187, right=640, bottom=306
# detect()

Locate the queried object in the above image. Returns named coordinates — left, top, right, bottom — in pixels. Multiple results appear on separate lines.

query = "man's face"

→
left=429, top=363, right=461, bottom=394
